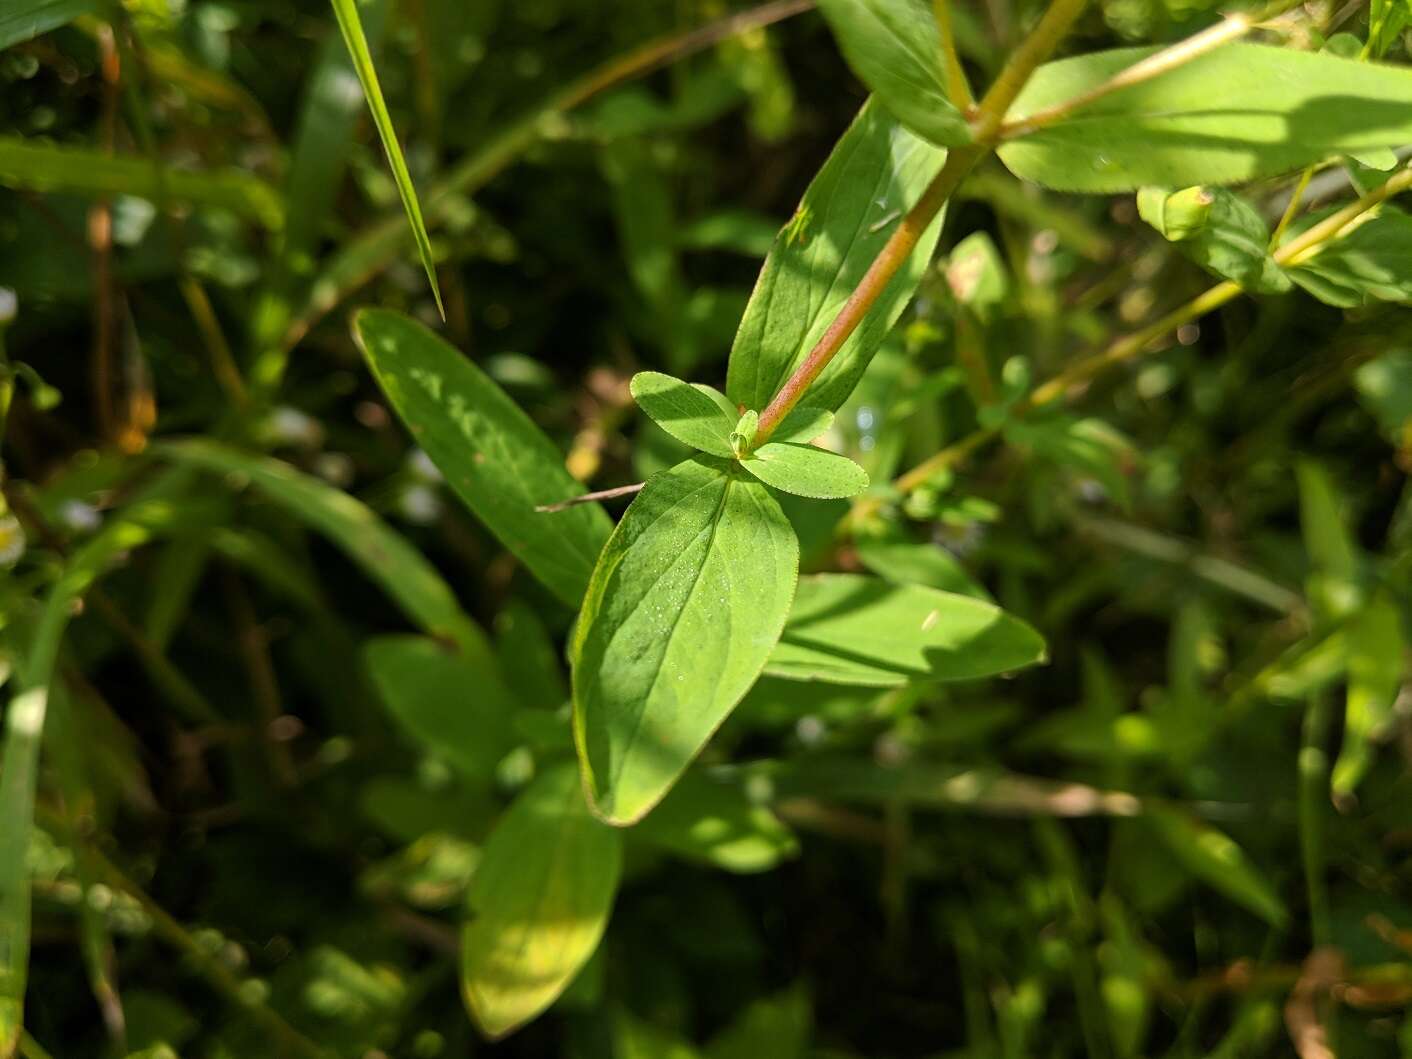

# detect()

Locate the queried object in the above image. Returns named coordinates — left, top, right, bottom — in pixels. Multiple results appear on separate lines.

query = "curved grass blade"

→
left=572, top=456, right=799, bottom=825
left=327, top=0, right=444, bottom=316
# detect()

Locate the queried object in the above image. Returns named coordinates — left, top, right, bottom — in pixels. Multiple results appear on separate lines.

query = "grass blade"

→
left=327, top=0, right=444, bottom=317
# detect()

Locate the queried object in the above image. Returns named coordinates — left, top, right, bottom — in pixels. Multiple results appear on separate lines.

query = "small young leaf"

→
left=730, top=409, right=759, bottom=458
left=355, top=309, right=613, bottom=607
left=363, top=636, right=517, bottom=782
left=461, top=765, right=621, bottom=1038
left=1331, top=592, right=1404, bottom=797
left=1286, top=207, right=1412, bottom=308
left=1000, top=45, right=1412, bottom=192
left=328, top=0, right=444, bottom=314
left=765, top=574, right=1046, bottom=686
left=635, top=771, right=799, bottom=874
left=1143, top=807, right=1286, bottom=926
left=572, top=456, right=798, bottom=825
left=630, top=372, right=737, bottom=458
left=726, top=99, right=948, bottom=413
left=740, top=443, right=870, bottom=499
left=815, top=0, right=971, bottom=147
left=1139, top=186, right=1291, bottom=294
left=772, top=406, right=834, bottom=444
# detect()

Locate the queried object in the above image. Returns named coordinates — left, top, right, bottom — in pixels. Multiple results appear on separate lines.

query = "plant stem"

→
left=1269, top=165, right=1315, bottom=247
left=536, top=482, right=645, bottom=513
left=890, top=162, right=1412, bottom=494
left=1299, top=695, right=1332, bottom=948
left=754, top=0, right=1090, bottom=443
left=933, top=0, right=975, bottom=110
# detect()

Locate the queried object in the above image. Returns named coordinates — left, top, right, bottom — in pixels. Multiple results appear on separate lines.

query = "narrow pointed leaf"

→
left=328, top=0, right=444, bottom=314
left=2, top=0, right=101, bottom=50
left=364, top=636, right=517, bottom=782
left=816, top=0, right=971, bottom=147
left=1144, top=807, right=1287, bottom=926
left=1286, top=207, right=1412, bottom=307
left=1000, top=45, right=1412, bottom=192
left=630, top=372, right=736, bottom=458
left=765, top=574, right=1046, bottom=686
left=773, top=406, right=834, bottom=444
left=726, top=99, right=948, bottom=413
left=461, top=765, right=621, bottom=1039
left=572, top=456, right=799, bottom=825
left=158, top=439, right=490, bottom=655
left=1332, top=592, right=1404, bottom=797
left=636, top=771, right=799, bottom=873
left=740, top=443, right=870, bottom=499
left=355, top=309, right=613, bottom=607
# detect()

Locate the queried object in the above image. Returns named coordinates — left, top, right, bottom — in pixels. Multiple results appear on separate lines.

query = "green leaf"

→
left=706, top=984, right=812, bottom=1059
left=363, top=636, right=517, bottom=782
left=1331, top=591, right=1404, bottom=797
left=773, top=406, right=834, bottom=444
left=494, top=600, right=568, bottom=711
left=1143, top=807, right=1286, bottom=926
left=855, top=535, right=989, bottom=599
left=572, top=456, right=799, bottom=825
left=630, top=372, right=736, bottom=458
left=1354, top=349, right=1412, bottom=443
left=635, top=771, right=798, bottom=873
left=1296, top=460, right=1360, bottom=621
left=0, top=136, right=283, bottom=229
left=765, top=574, right=1046, bottom=686
left=1138, top=186, right=1291, bottom=294
left=158, top=439, right=490, bottom=655
left=1004, top=415, right=1138, bottom=511
left=355, top=309, right=613, bottom=607
left=461, top=764, right=621, bottom=1039
left=1, top=0, right=100, bottom=50
left=946, top=230, right=1011, bottom=319
left=726, top=98, right=948, bottom=413
left=815, top=0, right=970, bottom=147
left=739, top=443, right=870, bottom=499
left=999, top=45, right=1412, bottom=192
left=1286, top=207, right=1412, bottom=307
left=328, top=0, right=443, bottom=315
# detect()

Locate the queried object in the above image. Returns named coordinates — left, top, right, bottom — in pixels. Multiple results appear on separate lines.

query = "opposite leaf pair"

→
left=630, top=371, right=870, bottom=499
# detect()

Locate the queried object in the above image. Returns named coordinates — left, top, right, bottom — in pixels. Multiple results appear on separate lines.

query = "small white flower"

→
left=400, top=485, right=442, bottom=525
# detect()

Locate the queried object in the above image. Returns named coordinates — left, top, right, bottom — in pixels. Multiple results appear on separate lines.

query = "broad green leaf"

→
left=1286, top=207, right=1412, bottom=307
left=1143, top=807, right=1286, bottom=926
left=856, top=535, right=989, bottom=599
left=765, top=573, right=1046, bottom=686
left=572, top=456, right=799, bottom=825
left=740, top=443, right=870, bottom=499
left=158, top=439, right=490, bottom=656
left=999, top=45, right=1412, bottom=192
left=363, top=636, right=517, bottom=782
left=328, top=0, right=443, bottom=315
left=1138, top=186, right=1291, bottom=294
left=726, top=99, right=948, bottom=414
left=630, top=372, right=736, bottom=458
left=0, top=136, right=283, bottom=229
left=1331, top=592, right=1404, bottom=797
left=1, top=0, right=100, bottom=50
left=815, top=0, right=970, bottom=147
left=461, top=765, right=621, bottom=1038
left=355, top=309, right=612, bottom=607
left=635, top=771, right=798, bottom=873
left=773, top=406, right=834, bottom=444
left=494, top=600, right=568, bottom=711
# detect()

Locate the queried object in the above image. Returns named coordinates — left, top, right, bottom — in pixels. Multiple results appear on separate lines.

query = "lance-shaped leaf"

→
left=461, top=765, right=622, bottom=1039
left=999, top=45, right=1412, bottom=193
left=2, top=0, right=101, bottom=50
left=816, top=0, right=971, bottom=147
left=355, top=309, right=612, bottom=607
left=1138, top=186, right=1291, bottom=294
left=740, top=443, right=870, bottom=499
left=1143, top=807, right=1286, bottom=926
left=1332, top=592, right=1404, bottom=798
left=726, top=99, right=948, bottom=414
left=630, top=372, right=737, bottom=458
left=765, top=574, right=1046, bottom=686
left=572, top=456, right=798, bottom=825
left=364, top=636, right=517, bottom=782
left=635, top=771, right=799, bottom=873
left=1286, top=207, right=1412, bottom=308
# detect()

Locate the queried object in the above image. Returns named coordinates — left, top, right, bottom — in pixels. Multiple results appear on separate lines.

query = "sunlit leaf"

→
left=1331, top=591, right=1404, bottom=797
left=1286, top=207, right=1412, bottom=307
left=630, top=372, right=737, bottom=458
left=1144, top=807, right=1286, bottom=926
left=739, top=443, right=870, bottom=499
left=636, top=771, right=798, bottom=873
left=572, top=457, right=798, bottom=824
left=1138, top=185, right=1290, bottom=293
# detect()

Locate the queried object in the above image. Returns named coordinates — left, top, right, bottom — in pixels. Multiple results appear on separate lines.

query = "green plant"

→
left=6, top=0, right=1412, bottom=1055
